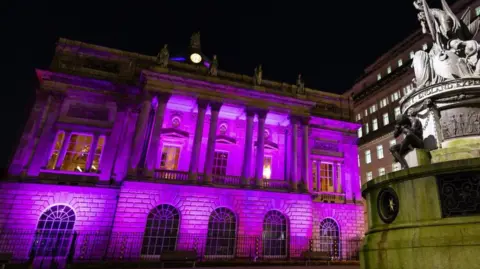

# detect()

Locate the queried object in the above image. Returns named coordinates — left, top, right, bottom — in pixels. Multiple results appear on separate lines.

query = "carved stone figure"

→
left=253, top=65, right=263, bottom=86
left=190, top=32, right=201, bottom=49
left=157, top=44, right=169, bottom=68
left=296, top=74, right=305, bottom=94
left=389, top=110, right=424, bottom=169
left=411, top=0, right=480, bottom=89
left=209, top=55, right=218, bottom=76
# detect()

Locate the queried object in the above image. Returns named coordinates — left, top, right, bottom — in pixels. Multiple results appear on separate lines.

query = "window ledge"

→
left=38, top=169, right=100, bottom=185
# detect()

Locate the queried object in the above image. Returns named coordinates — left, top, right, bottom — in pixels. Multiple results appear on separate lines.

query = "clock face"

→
left=190, top=53, right=202, bottom=64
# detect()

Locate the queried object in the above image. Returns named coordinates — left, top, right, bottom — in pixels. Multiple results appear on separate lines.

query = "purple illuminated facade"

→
left=2, top=38, right=364, bottom=264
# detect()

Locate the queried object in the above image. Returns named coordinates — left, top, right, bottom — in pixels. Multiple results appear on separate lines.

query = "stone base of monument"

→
left=404, top=148, right=431, bottom=168
left=360, top=157, right=480, bottom=269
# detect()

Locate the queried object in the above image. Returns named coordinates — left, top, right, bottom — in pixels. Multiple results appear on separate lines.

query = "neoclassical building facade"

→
left=1, top=36, right=364, bottom=264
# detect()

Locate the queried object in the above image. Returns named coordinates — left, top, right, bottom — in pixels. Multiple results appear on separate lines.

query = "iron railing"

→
left=0, top=230, right=362, bottom=266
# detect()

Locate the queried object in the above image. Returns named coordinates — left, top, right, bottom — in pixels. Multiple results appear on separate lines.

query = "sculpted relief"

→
left=441, top=107, right=480, bottom=139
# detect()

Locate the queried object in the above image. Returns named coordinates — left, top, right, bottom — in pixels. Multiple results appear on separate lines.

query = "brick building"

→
left=345, top=0, right=480, bottom=229
left=1, top=35, right=363, bottom=266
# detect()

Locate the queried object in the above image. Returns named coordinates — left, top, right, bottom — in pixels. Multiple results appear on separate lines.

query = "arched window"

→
left=319, top=218, right=340, bottom=258
left=142, top=204, right=180, bottom=256
left=205, top=207, right=237, bottom=256
left=31, top=205, right=76, bottom=257
left=262, top=210, right=288, bottom=257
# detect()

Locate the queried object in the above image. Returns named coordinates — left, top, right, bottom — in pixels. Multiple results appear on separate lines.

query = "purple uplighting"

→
left=1, top=39, right=364, bottom=266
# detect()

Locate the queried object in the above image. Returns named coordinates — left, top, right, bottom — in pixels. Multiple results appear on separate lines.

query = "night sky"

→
left=3, top=0, right=447, bottom=174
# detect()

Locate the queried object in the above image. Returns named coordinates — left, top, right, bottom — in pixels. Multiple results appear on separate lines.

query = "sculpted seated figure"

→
left=389, top=109, right=424, bottom=169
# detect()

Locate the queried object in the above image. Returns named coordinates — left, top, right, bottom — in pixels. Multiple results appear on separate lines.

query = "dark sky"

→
left=2, top=0, right=429, bottom=173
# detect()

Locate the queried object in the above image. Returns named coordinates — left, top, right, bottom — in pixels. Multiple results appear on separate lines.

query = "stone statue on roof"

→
left=209, top=55, right=218, bottom=76
left=296, top=74, right=305, bottom=94
left=253, top=65, right=263, bottom=86
left=190, top=32, right=201, bottom=49
left=411, top=0, right=480, bottom=89
left=157, top=44, right=169, bottom=68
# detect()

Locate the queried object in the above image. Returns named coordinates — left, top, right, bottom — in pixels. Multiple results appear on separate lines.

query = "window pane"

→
left=90, top=136, right=106, bottom=172
left=47, top=132, right=66, bottom=169
left=60, top=134, right=93, bottom=172
left=263, top=156, right=272, bottom=179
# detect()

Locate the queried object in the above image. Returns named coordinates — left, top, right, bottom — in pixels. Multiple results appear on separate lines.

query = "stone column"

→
left=333, top=161, right=338, bottom=193
left=203, top=102, right=223, bottom=184
left=241, top=108, right=255, bottom=186
left=339, top=162, right=345, bottom=193
left=54, top=131, right=72, bottom=170
left=284, top=128, right=289, bottom=182
left=145, top=93, right=171, bottom=177
left=316, top=160, right=321, bottom=192
left=128, top=95, right=152, bottom=175
left=27, top=93, right=66, bottom=176
left=290, top=116, right=299, bottom=191
left=301, top=118, right=310, bottom=192
left=86, top=135, right=100, bottom=172
left=188, top=100, right=209, bottom=181
left=254, top=110, right=268, bottom=188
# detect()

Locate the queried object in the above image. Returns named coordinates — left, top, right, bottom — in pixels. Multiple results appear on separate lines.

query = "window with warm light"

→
left=320, top=162, right=334, bottom=192
left=378, top=167, right=385, bottom=176
left=47, top=132, right=106, bottom=172
left=377, top=145, right=384, bottom=159
left=372, top=118, right=378, bottom=131
left=383, top=113, right=389, bottom=126
left=365, top=150, right=371, bottom=164
left=160, top=145, right=181, bottom=170
left=213, top=151, right=228, bottom=176
left=263, top=156, right=272, bottom=179
left=47, top=132, right=66, bottom=169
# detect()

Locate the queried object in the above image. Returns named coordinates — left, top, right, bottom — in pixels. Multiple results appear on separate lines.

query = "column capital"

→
left=209, top=102, right=223, bottom=112
left=289, top=115, right=310, bottom=125
left=245, top=107, right=256, bottom=118
left=154, top=92, right=172, bottom=103
left=256, top=109, right=268, bottom=120
left=197, top=99, right=209, bottom=110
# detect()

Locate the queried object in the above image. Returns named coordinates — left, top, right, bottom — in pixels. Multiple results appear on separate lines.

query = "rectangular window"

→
left=392, top=162, right=401, bottom=172
left=47, top=132, right=66, bottom=169
left=213, top=151, right=228, bottom=176
left=390, top=91, right=401, bottom=102
left=160, top=145, right=181, bottom=170
left=423, top=43, right=428, bottom=50
left=377, top=145, right=384, bottom=159
left=369, top=104, right=377, bottom=114
left=378, top=167, right=386, bottom=176
left=398, top=59, right=403, bottom=67
left=410, top=51, right=415, bottom=59
left=263, top=155, right=272, bottom=179
left=357, top=127, right=363, bottom=138
left=47, top=133, right=106, bottom=172
left=372, top=118, right=378, bottom=131
left=476, top=6, right=480, bottom=16
left=366, top=171, right=373, bottom=181
left=379, top=97, right=388, bottom=108
left=377, top=73, right=382, bottom=80
left=365, top=123, right=369, bottom=134
left=390, top=139, right=396, bottom=147
left=356, top=113, right=361, bottom=121
left=365, top=150, right=371, bottom=164
left=364, top=109, right=368, bottom=117
left=320, top=163, right=333, bottom=192
left=387, top=66, right=392, bottom=74
left=394, top=107, right=401, bottom=117
left=383, top=113, right=389, bottom=126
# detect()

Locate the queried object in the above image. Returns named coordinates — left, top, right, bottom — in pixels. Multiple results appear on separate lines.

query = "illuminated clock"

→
left=190, top=53, right=202, bottom=64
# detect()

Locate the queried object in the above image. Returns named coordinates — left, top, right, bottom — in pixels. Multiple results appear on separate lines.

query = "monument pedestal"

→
left=404, top=148, right=431, bottom=168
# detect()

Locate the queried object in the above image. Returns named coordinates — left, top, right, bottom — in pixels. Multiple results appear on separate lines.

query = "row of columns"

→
left=52, top=131, right=101, bottom=172
left=126, top=92, right=315, bottom=191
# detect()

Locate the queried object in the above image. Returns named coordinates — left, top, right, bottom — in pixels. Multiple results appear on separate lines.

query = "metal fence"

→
left=0, top=230, right=361, bottom=266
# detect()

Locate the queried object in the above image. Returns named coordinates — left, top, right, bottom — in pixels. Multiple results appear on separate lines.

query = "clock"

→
left=190, top=53, right=202, bottom=64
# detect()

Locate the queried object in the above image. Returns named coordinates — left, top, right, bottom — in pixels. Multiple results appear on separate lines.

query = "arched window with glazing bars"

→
left=205, top=207, right=237, bottom=256
left=141, top=204, right=180, bottom=256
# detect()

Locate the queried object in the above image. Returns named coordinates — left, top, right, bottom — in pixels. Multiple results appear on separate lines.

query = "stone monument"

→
left=360, top=0, right=480, bottom=268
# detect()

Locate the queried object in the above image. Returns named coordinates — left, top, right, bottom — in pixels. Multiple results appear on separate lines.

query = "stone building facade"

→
left=1, top=37, right=363, bottom=264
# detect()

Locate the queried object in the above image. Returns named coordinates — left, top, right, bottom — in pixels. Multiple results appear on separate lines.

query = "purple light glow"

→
left=170, top=57, right=186, bottom=61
